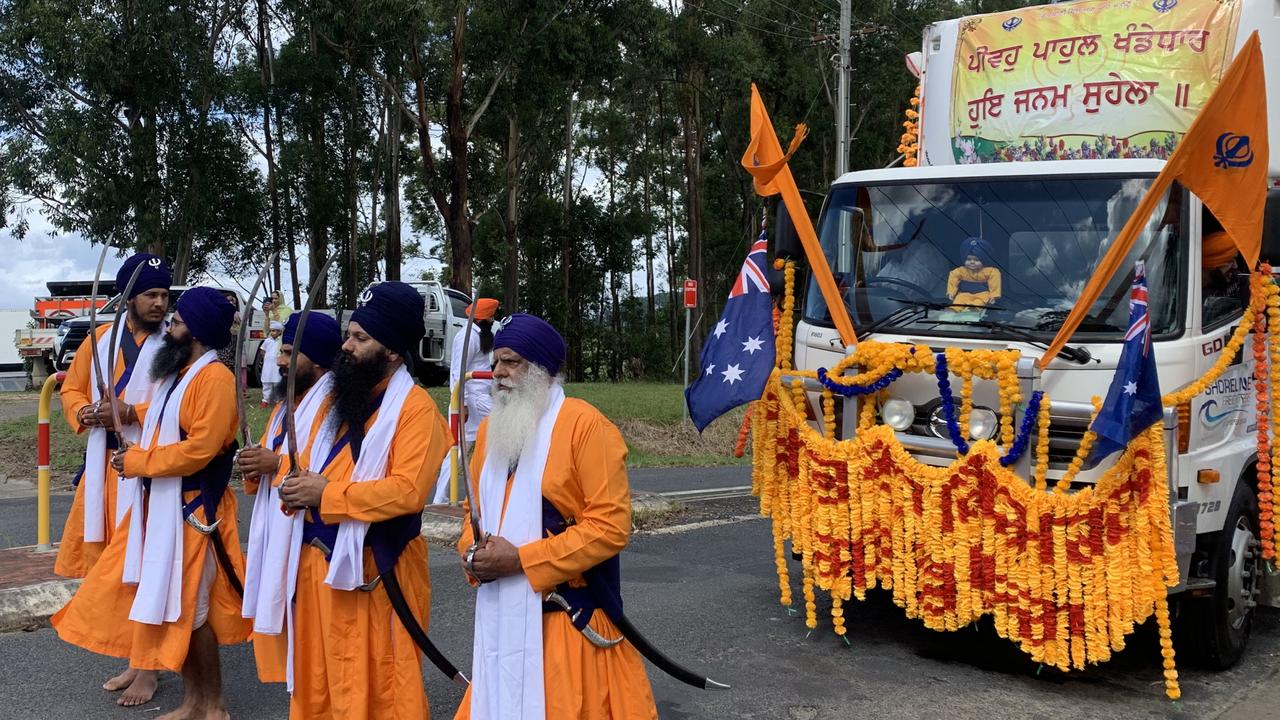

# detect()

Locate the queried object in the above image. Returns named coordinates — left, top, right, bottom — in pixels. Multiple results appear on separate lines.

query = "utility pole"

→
left=836, top=0, right=851, bottom=177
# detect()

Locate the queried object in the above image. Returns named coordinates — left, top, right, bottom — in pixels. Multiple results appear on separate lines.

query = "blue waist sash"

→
left=539, top=498, right=624, bottom=628
left=956, top=279, right=989, bottom=294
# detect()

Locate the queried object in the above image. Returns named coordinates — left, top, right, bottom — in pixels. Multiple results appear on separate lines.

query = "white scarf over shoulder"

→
left=122, top=350, right=218, bottom=625
left=323, top=365, right=415, bottom=591
left=242, top=371, right=336, bottom=692
left=82, top=318, right=163, bottom=542
left=469, top=383, right=565, bottom=720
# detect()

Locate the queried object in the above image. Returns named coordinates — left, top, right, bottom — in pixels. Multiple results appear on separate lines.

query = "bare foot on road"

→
left=118, top=670, right=158, bottom=707
left=102, top=666, right=137, bottom=692
left=155, top=699, right=194, bottom=720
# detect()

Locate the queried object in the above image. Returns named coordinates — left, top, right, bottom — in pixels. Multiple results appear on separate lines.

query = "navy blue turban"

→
left=115, top=253, right=172, bottom=299
left=494, top=313, right=566, bottom=377
left=283, top=311, right=341, bottom=369
left=176, top=286, right=235, bottom=350
left=962, top=237, right=994, bottom=266
left=350, top=281, right=425, bottom=357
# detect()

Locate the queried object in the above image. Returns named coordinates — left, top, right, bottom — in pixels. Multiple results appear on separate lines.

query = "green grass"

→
left=0, top=383, right=747, bottom=488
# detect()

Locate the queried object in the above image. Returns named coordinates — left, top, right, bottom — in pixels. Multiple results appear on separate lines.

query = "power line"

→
left=697, top=3, right=823, bottom=43
left=757, top=0, right=832, bottom=28
left=710, top=0, right=831, bottom=38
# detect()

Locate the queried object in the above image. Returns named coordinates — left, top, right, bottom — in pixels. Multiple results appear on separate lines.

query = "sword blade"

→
left=611, top=613, right=729, bottom=690
left=87, top=244, right=112, bottom=405
left=235, top=252, right=280, bottom=447
left=453, top=293, right=483, bottom=543
left=106, top=261, right=148, bottom=447
left=284, top=254, right=338, bottom=474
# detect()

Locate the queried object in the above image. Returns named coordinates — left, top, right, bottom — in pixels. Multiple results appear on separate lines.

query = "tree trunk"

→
left=307, top=24, right=328, bottom=308
left=257, top=0, right=282, bottom=292
left=559, top=93, right=574, bottom=372
left=445, top=4, right=472, bottom=294
left=503, top=113, right=521, bottom=310
left=384, top=79, right=402, bottom=281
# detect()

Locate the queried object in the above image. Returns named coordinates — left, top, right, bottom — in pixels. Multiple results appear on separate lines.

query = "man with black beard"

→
left=54, top=286, right=250, bottom=720
left=455, top=313, right=657, bottom=720
left=55, top=252, right=170, bottom=707
left=277, top=281, right=449, bottom=720
left=236, top=312, right=343, bottom=690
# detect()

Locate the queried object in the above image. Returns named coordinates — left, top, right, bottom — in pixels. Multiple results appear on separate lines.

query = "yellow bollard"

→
left=36, top=371, right=63, bottom=550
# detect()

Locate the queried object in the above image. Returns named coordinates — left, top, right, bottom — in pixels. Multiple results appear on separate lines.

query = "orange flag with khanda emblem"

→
left=1039, top=32, right=1269, bottom=368
left=741, top=84, right=858, bottom=346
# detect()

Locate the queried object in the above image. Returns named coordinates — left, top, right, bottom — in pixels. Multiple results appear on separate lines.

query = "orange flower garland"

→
left=1255, top=267, right=1273, bottom=559
left=898, top=85, right=921, bottom=168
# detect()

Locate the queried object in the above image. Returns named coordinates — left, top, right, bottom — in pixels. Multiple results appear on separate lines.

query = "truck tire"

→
left=1179, top=480, right=1261, bottom=669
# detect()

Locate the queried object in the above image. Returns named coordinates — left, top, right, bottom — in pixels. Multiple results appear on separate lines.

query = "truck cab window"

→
left=1201, top=212, right=1247, bottom=330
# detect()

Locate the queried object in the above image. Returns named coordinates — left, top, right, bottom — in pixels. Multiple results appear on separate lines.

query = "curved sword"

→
left=86, top=244, right=112, bottom=417
left=454, top=294, right=485, bottom=549
left=280, top=254, right=338, bottom=514
left=234, top=252, right=280, bottom=448
left=105, top=260, right=148, bottom=447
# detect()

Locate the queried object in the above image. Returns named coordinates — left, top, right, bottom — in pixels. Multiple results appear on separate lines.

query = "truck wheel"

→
left=1180, top=480, right=1261, bottom=669
left=416, top=365, right=448, bottom=387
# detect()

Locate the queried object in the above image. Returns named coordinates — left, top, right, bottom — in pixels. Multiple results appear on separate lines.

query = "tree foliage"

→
left=0, top=0, right=1032, bottom=380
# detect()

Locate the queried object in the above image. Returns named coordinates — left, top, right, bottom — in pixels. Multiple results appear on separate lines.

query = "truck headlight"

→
left=880, top=398, right=915, bottom=431
left=969, top=408, right=998, bottom=440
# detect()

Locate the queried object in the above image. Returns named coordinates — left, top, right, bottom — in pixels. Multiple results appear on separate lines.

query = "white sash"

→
left=469, top=383, right=565, bottom=720
left=122, top=350, right=217, bottom=625
left=323, top=366, right=415, bottom=591
left=241, top=372, right=336, bottom=693
left=82, top=319, right=162, bottom=542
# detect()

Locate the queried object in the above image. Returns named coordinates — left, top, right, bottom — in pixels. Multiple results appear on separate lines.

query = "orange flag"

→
left=1039, top=33, right=1269, bottom=368
left=741, top=84, right=858, bottom=347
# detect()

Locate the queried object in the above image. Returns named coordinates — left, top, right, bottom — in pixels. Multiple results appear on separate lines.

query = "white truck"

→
left=783, top=0, right=1280, bottom=667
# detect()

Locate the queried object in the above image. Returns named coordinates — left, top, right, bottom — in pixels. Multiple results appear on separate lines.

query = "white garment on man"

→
left=469, top=383, right=565, bottom=720
left=122, top=349, right=218, bottom=624
left=241, top=371, right=336, bottom=692
left=431, top=324, right=492, bottom=504
left=83, top=317, right=164, bottom=541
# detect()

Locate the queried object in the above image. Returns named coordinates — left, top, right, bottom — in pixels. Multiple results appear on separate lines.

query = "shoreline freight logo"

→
left=1199, top=399, right=1247, bottom=429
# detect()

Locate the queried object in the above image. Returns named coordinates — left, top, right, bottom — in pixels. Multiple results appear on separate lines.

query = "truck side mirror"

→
left=773, top=202, right=803, bottom=261
left=1261, top=187, right=1280, bottom=267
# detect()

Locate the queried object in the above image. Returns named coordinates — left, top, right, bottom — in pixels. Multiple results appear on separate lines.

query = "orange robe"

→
left=455, top=398, right=658, bottom=720
left=51, top=358, right=251, bottom=671
left=289, top=382, right=450, bottom=720
left=245, top=396, right=334, bottom=684
left=55, top=322, right=154, bottom=577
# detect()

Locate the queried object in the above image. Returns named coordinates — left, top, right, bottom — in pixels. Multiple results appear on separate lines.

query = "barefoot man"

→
left=55, top=252, right=170, bottom=706
left=53, top=286, right=251, bottom=719
left=455, top=313, right=658, bottom=719
left=276, top=281, right=450, bottom=719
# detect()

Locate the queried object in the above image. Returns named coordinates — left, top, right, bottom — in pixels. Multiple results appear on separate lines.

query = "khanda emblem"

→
left=1214, top=132, right=1254, bottom=169
left=1001, top=16, right=1022, bottom=31
left=358, top=289, right=374, bottom=305
left=148, top=257, right=162, bottom=268
left=1152, top=0, right=1177, bottom=13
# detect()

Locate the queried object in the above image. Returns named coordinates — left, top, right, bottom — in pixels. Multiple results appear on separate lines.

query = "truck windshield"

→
left=802, top=177, right=1183, bottom=341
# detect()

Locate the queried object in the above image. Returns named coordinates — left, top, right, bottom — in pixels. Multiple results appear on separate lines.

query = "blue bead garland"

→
left=934, top=352, right=969, bottom=454
left=998, top=390, right=1044, bottom=467
left=816, top=366, right=903, bottom=397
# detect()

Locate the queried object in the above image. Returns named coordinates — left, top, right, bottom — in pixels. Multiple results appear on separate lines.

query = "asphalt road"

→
left=4, top=494, right=1280, bottom=719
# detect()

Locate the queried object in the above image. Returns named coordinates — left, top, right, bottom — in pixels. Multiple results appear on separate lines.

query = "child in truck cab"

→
left=946, top=237, right=1002, bottom=309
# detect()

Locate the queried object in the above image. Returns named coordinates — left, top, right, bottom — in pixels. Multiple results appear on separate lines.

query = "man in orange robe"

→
left=56, top=253, right=170, bottom=706
left=455, top=313, right=657, bottom=720
left=52, top=287, right=251, bottom=720
left=237, top=311, right=343, bottom=687
left=279, top=281, right=450, bottom=720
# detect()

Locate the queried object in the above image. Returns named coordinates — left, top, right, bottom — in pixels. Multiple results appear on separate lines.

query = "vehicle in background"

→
left=14, top=280, right=110, bottom=382
left=56, top=286, right=264, bottom=382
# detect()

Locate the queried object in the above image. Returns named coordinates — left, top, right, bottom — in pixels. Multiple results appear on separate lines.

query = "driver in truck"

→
left=946, top=237, right=1002, bottom=309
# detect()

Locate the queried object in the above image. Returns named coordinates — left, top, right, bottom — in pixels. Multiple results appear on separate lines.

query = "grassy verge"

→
left=0, top=382, right=746, bottom=489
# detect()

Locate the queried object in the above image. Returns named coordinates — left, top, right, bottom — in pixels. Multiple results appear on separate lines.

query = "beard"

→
left=485, top=363, right=553, bottom=472
left=150, top=333, right=194, bottom=381
left=330, top=349, right=391, bottom=445
left=129, top=308, right=163, bottom=335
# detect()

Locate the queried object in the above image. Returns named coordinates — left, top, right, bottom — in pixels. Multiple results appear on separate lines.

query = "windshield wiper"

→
left=860, top=302, right=929, bottom=336
left=934, top=317, right=1093, bottom=364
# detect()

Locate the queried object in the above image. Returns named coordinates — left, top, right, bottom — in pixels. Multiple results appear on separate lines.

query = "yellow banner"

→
left=951, top=0, right=1241, bottom=163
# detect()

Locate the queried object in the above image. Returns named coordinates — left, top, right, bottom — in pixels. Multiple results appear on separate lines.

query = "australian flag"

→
left=1085, top=261, right=1163, bottom=468
left=685, top=226, right=777, bottom=431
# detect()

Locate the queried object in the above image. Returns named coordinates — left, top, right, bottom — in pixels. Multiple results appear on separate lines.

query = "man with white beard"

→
left=454, top=313, right=657, bottom=720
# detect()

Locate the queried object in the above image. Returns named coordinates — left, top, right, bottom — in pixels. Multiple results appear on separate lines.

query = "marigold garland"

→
left=898, top=85, right=921, bottom=168
left=751, top=268, right=1280, bottom=701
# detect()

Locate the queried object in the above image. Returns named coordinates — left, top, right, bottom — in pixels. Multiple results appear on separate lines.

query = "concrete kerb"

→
left=420, top=491, right=682, bottom=547
left=0, top=578, right=79, bottom=633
